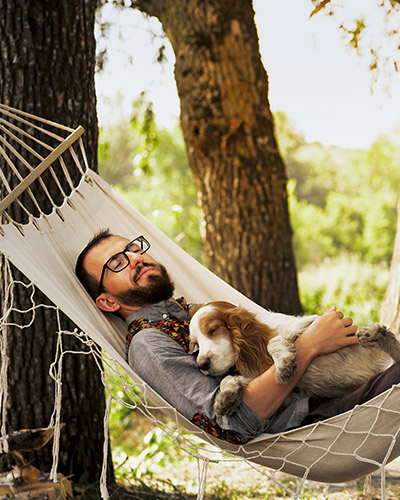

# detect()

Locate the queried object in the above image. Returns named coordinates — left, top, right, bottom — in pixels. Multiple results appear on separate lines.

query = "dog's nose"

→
left=198, top=357, right=211, bottom=372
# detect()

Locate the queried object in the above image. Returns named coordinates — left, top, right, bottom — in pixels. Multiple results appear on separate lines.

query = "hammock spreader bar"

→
left=0, top=126, right=84, bottom=214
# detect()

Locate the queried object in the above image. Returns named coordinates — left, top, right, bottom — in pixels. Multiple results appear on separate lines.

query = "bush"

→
left=299, top=255, right=390, bottom=324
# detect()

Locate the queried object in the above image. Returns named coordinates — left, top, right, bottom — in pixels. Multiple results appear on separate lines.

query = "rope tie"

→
left=100, top=389, right=112, bottom=500
left=381, top=466, right=387, bottom=500
left=197, top=457, right=209, bottom=500
left=363, top=474, right=371, bottom=496
left=0, top=302, right=9, bottom=453
left=49, top=331, right=64, bottom=482
left=0, top=261, right=12, bottom=454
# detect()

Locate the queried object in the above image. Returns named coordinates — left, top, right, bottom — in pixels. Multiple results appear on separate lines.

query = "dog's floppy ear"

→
left=188, top=303, right=205, bottom=318
left=225, top=306, right=275, bottom=379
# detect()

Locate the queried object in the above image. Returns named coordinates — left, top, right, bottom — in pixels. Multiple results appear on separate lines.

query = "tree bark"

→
left=134, top=0, right=301, bottom=313
left=380, top=197, right=400, bottom=330
left=0, top=0, right=114, bottom=485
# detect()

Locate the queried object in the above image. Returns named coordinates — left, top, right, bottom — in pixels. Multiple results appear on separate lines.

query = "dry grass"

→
left=106, top=409, right=400, bottom=500
left=90, top=453, right=400, bottom=500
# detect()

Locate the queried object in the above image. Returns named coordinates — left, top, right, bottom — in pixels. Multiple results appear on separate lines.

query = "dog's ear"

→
left=225, top=306, right=275, bottom=379
left=188, top=303, right=204, bottom=318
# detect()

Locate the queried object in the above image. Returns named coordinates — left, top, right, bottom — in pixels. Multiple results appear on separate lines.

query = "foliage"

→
left=275, top=111, right=400, bottom=270
left=299, top=255, right=390, bottom=323
left=309, top=0, right=400, bottom=88
left=98, top=95, right=203, bottom=262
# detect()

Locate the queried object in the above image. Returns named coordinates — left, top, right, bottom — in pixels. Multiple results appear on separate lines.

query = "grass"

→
left=72, top=479, right=196, bottom=499
left=71, top=463, right=400, bottom=500
left=100, top=407, right=400, bottom=500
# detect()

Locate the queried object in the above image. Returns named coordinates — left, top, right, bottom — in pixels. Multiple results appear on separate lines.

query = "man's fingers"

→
left=343, top=317, right=353, bottom=327
left=346, top=330, right=359, bottom=342
left=345, top=325, right=358, bottom=337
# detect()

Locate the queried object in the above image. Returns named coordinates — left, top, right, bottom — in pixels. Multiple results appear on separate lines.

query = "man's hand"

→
left=296, top=306, right=358, bottom=361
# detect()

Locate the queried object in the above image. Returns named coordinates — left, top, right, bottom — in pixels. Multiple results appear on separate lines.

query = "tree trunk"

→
left=0, top=0, right=114, bottom=485
left=380, top=196, right=400, bottom=330
left=134, top=0, right=301, bottom=313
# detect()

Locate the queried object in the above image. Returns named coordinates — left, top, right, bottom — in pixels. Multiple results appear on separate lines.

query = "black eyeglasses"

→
left=97, top=235, right=150, bottom=297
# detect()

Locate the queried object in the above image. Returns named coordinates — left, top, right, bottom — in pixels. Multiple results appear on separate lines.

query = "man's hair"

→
left=75, top=228, right=113, bottom=300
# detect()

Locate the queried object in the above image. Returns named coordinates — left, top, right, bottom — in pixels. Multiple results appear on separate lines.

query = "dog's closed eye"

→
left=207, top=326, right=218, bottom=336
left=204, top=323, right=229, bottom=339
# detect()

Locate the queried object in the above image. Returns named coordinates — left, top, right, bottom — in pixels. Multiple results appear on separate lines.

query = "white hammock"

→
left=1, top=104, right=400, bottom=497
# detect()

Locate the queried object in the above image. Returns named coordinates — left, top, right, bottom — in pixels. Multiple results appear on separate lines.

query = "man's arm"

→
left=242, top=307, right=358, bottom=418
left=129, top=328, right=276, bottom=441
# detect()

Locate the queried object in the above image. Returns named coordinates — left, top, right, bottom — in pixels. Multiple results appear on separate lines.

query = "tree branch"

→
left=310, top=0, right=331, bottom=17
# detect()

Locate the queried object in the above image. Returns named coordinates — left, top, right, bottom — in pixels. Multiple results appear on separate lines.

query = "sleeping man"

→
left=75, top=229, right=400, bottom=443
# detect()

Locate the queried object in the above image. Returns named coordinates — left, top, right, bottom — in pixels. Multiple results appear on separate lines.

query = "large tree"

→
left=0, top=0, right=114, bottom=485
left=133, top=0, right=302, bottom=314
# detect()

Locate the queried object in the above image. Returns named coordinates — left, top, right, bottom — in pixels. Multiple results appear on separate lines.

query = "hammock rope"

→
left=1, top=103, right=400, bottom=500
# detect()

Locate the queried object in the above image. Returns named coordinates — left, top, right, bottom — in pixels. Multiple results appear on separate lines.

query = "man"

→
left=76, top=229, right=400, bottom=443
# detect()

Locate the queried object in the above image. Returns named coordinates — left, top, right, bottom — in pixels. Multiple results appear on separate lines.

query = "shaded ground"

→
left=74, top=457, right=400, bottom=499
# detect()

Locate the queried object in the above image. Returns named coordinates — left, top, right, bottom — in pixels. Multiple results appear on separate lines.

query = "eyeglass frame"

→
left=97, top=235, right=151, bottom=297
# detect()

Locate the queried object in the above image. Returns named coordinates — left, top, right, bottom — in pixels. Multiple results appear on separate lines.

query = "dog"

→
left=188, top=301, right=400, bottom=416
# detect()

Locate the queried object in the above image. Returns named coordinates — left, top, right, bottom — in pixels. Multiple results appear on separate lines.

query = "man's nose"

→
left=126, top=251, right=144, bottom=267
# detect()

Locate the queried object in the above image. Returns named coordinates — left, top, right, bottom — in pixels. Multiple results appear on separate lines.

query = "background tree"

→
left=0, top=0, right=114, bottom=485
left=131, top=0, right=302, bottom=314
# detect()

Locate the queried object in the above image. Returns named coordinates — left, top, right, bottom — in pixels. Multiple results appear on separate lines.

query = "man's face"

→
left=84, top=236, right=174, bottom=315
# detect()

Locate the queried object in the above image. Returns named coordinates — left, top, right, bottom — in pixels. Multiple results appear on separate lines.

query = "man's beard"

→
left=114, top=263, right=175, bottom=308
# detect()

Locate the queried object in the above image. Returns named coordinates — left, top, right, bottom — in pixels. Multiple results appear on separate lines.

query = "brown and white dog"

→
left=189, top=301, right=400, bottom=416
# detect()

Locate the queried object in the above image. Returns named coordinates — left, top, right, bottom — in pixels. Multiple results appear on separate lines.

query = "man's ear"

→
left=96, top=294, right=121, bottom=313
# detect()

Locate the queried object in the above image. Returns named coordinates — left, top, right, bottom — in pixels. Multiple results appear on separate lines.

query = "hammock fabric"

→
left=1, top=104, right=400, bottom=491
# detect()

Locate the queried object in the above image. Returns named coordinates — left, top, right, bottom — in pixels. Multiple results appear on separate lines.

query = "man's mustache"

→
left=133, top=262, right=156, bottom=283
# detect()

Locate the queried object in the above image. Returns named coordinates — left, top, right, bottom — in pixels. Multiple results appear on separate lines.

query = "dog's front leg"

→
left=268, top=335, right=299, bottom=384
left=214, top=375, right=251, bottom=417
left=268, top=315, right=317, bottom=384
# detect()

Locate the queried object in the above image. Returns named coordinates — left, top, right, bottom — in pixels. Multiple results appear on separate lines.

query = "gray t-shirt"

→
left=126, top=299, right=310, bottom=442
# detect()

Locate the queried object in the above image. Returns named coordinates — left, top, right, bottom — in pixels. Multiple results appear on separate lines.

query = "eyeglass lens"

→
left=107, top=237, right=149, bottom=272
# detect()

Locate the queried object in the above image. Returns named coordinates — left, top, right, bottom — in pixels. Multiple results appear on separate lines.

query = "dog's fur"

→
left=188, top=301, right=400, bottom=416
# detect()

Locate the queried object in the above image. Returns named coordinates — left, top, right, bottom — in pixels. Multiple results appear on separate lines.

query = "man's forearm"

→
left=241, top=337, right=315, bottom=419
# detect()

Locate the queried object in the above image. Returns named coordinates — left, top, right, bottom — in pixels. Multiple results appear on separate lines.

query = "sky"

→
left=95, top=0, right=400, bottom=149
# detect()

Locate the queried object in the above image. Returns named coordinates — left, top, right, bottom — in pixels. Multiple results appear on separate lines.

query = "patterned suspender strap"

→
left=190, top=413, right=243, bottom=444
left=126, top=316, right=192, bottom=356
left=126, top=315, right=244, bottom=445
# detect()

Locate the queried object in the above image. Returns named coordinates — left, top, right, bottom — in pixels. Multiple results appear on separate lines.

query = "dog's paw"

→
left=357, top=324, right=391, bottom=346
left=275, top=357, right=298, bottom=384
left=214, top=376, right=249, bottom=417
left=357, top=324, right=400, bottom=361
left=268, top=337, right=298, bottom=384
